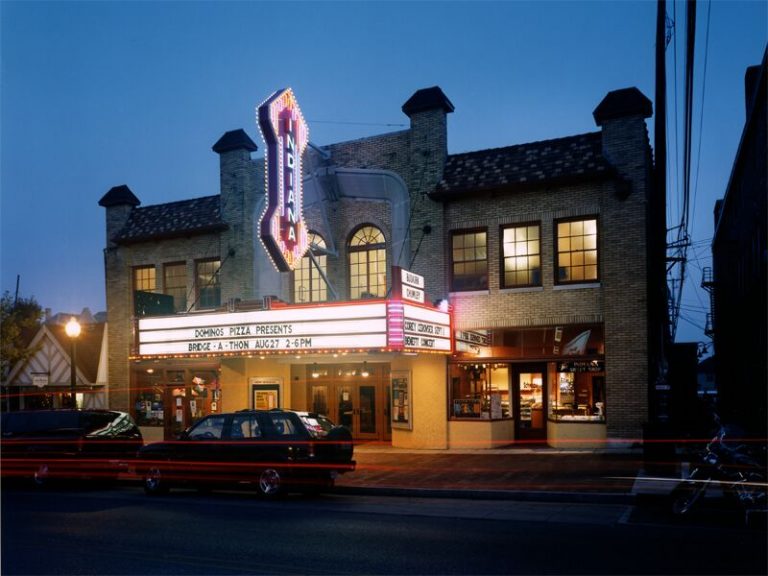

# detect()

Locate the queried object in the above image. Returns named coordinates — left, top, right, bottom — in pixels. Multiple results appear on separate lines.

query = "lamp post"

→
left=65, top=317, right=81, bottom=408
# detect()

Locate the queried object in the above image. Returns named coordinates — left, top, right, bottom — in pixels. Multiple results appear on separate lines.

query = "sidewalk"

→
left=335, top=444, right=682, bottom=504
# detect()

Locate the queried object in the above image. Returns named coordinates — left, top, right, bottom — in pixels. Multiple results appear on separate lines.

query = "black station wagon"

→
left=0, top=409, right=143, bottom=486
left=137, top=409, right=355, bottom=496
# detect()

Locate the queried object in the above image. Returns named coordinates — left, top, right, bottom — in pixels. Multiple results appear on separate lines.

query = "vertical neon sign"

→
left=257, top=88, right=309, bottom=272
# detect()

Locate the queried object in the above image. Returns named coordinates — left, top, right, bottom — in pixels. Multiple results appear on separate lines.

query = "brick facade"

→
left=101, top=85, right=654, bottom=444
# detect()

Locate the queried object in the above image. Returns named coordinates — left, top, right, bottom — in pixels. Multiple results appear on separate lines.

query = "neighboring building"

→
left=710, top=49, right=767, bottom=436
left=4, top=313, right=109, bottom=411
left=101, top=85, right=656, bottom=448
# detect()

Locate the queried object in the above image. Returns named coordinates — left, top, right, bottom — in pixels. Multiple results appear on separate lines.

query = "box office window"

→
left=451, top=229, right=488, bottom=291
left=501, top=223, right=541, bottom=288
left=556, top=218, right=598, bottom=284
left=195, top=259, right=221, bottom=309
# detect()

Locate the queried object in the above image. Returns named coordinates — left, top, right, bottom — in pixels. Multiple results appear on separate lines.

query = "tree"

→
left=0, top=291, right=44, bottom=381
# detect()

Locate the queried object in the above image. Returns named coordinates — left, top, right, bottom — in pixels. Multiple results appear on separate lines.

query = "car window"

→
left=298, top=414, right=334, bottom=438
left=267, top=413, right=299, bottom=436
left=230, top=414, right=261, bottom=439
left=188, top=416, right=226, bottom=440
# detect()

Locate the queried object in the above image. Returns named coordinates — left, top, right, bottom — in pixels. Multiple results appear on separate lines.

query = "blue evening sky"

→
left=1, top=1, right=766, bottom=347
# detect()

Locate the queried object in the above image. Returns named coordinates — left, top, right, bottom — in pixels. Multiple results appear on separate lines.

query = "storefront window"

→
left=548, top=361, right=605, bottom=421
left=449, top=363, right=510, bottom=420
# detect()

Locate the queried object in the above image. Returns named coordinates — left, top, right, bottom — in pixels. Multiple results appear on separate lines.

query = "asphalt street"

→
left=2, top=484, right=765, bottom=575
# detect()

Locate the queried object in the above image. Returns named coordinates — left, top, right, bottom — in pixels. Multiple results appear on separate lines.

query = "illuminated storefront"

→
left=129, top=288, right=451, bottom=444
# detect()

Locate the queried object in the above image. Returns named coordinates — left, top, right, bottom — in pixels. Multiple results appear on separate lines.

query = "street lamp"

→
left=65, top=317, right=81, bottom=408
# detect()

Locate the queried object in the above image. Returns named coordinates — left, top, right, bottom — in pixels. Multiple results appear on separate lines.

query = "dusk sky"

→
left=1, top=0, right=766, bottom=347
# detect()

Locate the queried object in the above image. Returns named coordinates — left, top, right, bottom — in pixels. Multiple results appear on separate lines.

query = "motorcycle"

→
left=671, top=420, right=767, bottom=520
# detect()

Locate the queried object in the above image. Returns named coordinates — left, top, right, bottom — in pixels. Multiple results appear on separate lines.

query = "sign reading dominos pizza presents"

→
left=257, top=88, right=310, bottom=272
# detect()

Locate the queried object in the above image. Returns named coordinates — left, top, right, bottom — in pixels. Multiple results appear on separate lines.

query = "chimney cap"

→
left=593, top=87, right=652, bottom=126
left=212, top=129, right=258, bottom=154
left=98, top=185, right=140, bottom=208
left=402, top=86, right=455, bottom=117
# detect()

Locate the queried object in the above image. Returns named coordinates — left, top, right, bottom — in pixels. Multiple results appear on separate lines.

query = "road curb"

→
left=335, top=484, right=637, bottom=505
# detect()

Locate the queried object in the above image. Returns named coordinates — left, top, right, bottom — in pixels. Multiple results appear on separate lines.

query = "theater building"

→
left=101, top=85, right=655, bottom=448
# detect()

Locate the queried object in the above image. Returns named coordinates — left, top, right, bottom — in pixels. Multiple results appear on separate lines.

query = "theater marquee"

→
left=134, top=300, right=452, bottom=359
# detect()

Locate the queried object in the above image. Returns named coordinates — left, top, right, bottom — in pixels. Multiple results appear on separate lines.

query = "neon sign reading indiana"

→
left=257, top=88, right=309, bottom=272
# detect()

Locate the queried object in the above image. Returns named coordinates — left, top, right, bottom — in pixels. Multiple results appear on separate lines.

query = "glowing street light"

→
left=65, top=317, right=81, bottom=408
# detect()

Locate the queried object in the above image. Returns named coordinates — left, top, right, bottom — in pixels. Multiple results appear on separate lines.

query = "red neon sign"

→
left=258, top=88, right=309, bottom=272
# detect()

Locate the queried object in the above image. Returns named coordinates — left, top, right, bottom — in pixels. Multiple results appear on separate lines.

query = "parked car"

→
left=0, top=409, right=143, bottom=486
left=137, top=409, right=355, bottom=496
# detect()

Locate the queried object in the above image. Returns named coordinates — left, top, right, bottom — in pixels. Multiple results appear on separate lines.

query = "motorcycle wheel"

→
left=671, top=480, right=708, bottom=515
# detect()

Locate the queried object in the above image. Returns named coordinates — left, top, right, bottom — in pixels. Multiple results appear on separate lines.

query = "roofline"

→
left=114, top=223, right=230, bottom=246
left=429, top=169, right=618, bottom=201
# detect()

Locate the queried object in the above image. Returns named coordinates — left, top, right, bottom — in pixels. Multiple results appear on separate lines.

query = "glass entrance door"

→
left=515, top=371, right=546, bottom=441
left=336, top=384, right=378, bottom=440
left=307, top=363, right=388, bottom=441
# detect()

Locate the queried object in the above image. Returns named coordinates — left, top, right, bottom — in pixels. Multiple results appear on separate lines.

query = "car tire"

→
left=257, top=467, right=283, bottom=497
left=325, top=425, right=354, bottom=462
left=143, top=466, right=170, bottom=496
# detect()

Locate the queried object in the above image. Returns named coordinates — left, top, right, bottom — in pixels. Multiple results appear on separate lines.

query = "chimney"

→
left=402, top=87, right=454, bottom=189
left=212, top=129, right=258, bottom=223
left=593, top=87, right=653, bottom=189
left=98, top=185, right=140, bottom=248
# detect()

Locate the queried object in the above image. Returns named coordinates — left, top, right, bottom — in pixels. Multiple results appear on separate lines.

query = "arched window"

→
left=293, top=232, right=328, bottom=303
left=349, top=225, right=387, bottom=299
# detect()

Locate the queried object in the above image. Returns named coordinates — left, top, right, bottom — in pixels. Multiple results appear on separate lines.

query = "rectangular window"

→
left=164, top=262, right=187, bottom=313
left=195, top=259, right=221, bottom=309
left=449, top=363, right=511, bottom=420
left=548, top=366, right=605, bottom=422
left=133, top=266, right=156, bottom=292
left=556, top=218, right=598, bottom=284
left=451, top=229, right=488, bottom=291
left=501, top=224, right=541, bottom=288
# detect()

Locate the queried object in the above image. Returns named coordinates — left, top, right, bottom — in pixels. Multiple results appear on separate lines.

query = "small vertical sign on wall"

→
left=390, top=370, right=412, bottom=430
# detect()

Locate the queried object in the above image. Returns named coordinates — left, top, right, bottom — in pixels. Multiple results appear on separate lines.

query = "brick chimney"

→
left=402, top=86, right=454, bottom=191
left=98, top=185, right=140, bottom=248
left=593, top=87, right=653, bottom=193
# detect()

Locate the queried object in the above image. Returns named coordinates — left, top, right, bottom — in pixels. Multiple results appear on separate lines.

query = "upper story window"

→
left=349, top=225, right=387, bottom=299
left=195, top=259, right=221, bottom=309
left=164, top=262, right=187, bottom=312
left=501, top=224, right=541, bottom=288
left=451, top=229, right=488, bottom=291
left=294, top=232, right=328, bottom=303
left=556, top=218, right=598, bottom=284
left=133, top=266, right=156, bottom=293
